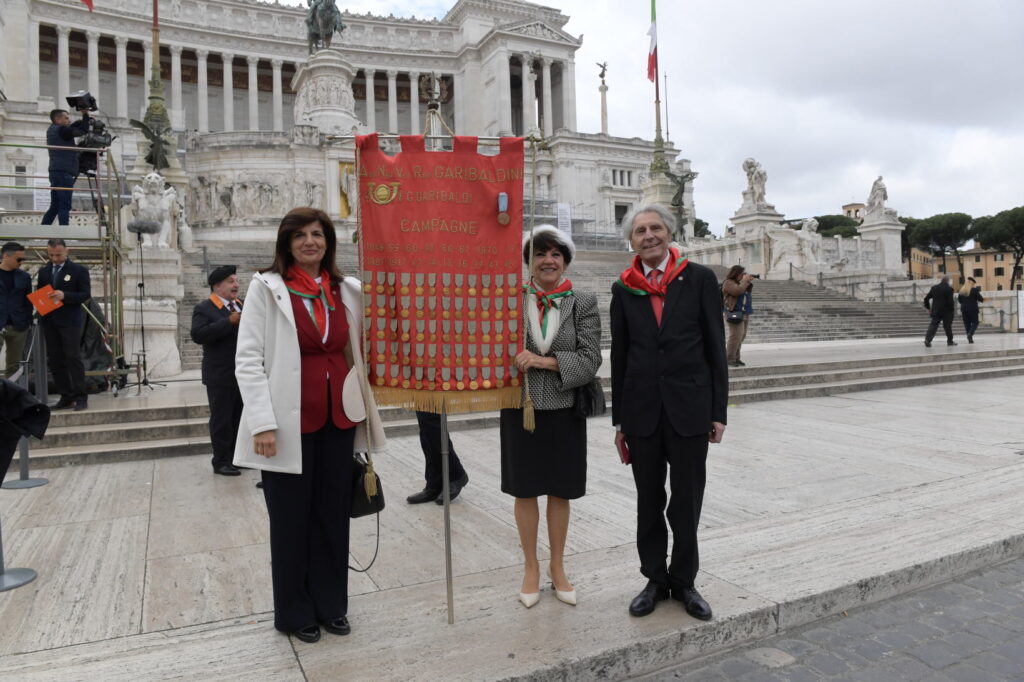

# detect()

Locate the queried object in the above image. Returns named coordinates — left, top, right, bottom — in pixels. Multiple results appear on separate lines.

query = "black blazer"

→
left=36, top=259, right=91, bottom=328
left=610, top=261, right=728, bottom=438
left=190, top=297, right=241, bottom=386
left=924, top=281, right=955, bottom=317
left=958, top=287, right=984, bottom=316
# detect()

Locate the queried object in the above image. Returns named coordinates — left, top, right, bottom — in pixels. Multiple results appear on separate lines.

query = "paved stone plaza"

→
left=1, top=339, right=1024, bottom=680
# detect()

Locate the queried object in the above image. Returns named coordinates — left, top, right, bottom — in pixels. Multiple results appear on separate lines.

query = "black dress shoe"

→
left=924, top=341, right=932, bottom=347
left=213, top=464, right=241, bottom=476
left=291, top=624, right=321, bottom=643
left=73, top=400, right=88, bottom=411
left=255, top=481, right=264, bottom=489
left=406, top=487, right=441, bottom=504
left=436, top=472, right=470, bottom=504
left=947, top=341, right=958, bottom=346
left=674, top=586, right=713, bottom=621
left=628, top=580, right=669, bottom=617
left=736, top=360, right=746, bottom=366
left=51, top=397, right=74, bottom=410
left=321, top=616, right=351, bottom=636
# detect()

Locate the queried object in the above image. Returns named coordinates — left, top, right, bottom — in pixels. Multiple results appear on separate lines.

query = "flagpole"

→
left=664, top=72, right=670, bottom=141
left=649, top=0, right=668, bottom=174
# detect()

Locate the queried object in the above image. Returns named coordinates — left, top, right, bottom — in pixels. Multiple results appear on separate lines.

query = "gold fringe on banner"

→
left=371, top=386, right=524, bottom=415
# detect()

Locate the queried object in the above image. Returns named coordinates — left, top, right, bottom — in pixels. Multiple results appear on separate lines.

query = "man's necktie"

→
left=649, top=269, right=664, bottom=326
left=52, top=265, right=62, bottom=287
left=227, top=301, right=238, bottom=313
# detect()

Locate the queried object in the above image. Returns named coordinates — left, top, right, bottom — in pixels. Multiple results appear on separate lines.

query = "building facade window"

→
left=13, top=165, right=27, bottom=187
left=974, top=255, right=981, bottom=262
left=994, top=253, right=1005, bottom=261
left=994, top=267, right=1005, bottom=276
left=973, top=268, right=983, bottom=277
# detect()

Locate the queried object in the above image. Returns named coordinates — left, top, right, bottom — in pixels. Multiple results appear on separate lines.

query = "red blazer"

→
left=290, top=285, right=357, bottom=433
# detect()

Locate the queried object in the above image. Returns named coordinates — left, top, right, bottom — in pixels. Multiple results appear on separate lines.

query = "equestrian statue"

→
left=307, top=0, right=346, bottom=54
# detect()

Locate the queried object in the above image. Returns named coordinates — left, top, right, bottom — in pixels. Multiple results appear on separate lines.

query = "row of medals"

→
left=362, top=271, right=523, bottom=391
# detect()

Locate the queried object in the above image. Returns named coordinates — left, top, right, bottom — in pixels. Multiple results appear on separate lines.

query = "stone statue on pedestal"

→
left=741, top=158, right=772, bottom=211
left=130, top=172, right=191, bottom=248
left=864, top=175, right=898, bottom=222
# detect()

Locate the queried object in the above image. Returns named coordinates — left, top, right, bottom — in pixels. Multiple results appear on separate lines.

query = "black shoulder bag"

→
left=349, top=452, right=384, bottom=572
left=571, top=296, right=607, bottom=418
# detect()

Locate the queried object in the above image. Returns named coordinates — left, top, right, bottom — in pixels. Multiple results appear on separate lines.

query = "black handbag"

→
left=575, top=377, right=607, bottom=418
left=725, top=309, right=745, bottom=324
left=351, top=452, right=385, bottom=518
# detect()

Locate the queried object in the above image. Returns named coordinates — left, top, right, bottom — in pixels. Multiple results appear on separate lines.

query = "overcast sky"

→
left=290, top=0, right=1024, bottom=235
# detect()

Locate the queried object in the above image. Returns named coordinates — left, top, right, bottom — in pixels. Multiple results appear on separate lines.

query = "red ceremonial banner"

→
left=356, top=133, right=526, bottom=413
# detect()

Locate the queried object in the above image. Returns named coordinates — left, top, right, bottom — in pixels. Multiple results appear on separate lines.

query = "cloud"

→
left=282, top=0, right=1024, bottom=234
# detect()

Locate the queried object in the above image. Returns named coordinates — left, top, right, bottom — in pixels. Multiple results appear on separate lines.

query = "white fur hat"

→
left=522, top=224, right=577, bottom=265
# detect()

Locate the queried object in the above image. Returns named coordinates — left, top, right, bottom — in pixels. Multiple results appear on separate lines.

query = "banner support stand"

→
left=439, top=403, right=455, bottom=625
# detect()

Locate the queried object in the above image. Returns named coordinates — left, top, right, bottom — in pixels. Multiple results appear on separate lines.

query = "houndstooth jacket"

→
left=519, top=289, right=603, bottom=411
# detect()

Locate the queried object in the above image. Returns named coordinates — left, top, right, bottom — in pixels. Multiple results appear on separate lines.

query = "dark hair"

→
left=725, top=264, right=745, bottom=281
left=47, top=238, right=67, bottom=248
left=49, top=109, right=68, bottom=123
left=262, top=207, right=343, bottom=282
left=1, top=242, right=25, bottom=256
left=523, top=232, right=572, bottom=266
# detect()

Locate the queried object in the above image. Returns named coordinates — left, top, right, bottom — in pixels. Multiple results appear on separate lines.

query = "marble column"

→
left=56, top=26, right=71, bottom=101
left=497, top=50, right=512, bottom=135
left=222, top=53, right=234, bottom=132
left=86, top=31, right=100, bottom=98
left=170, top=45, right=183, bottom=128
left=409, top=71, right=420, bottom=134
left=364, top=69, right=376, bottom=131
left=247, top=56, right=259, bottom=130
left=28, top=20, right=40, bottom=102
left=142, top=40, right=151, bottom=104
left=386, top=70, right=398, bottom=133
left=271, top=59, right=283, bottom=131
left=564, top=58, right=577, bottom=131
left=196, top=49, right=209, bottom=132
left=540, top=57, right=553, bottom=137
left=518, top=55, right=530, bottom=135
left=115, top=36, right=128, bottom=119
left=452, top=72, right=462, bottom=132
left=524, top=57, right=538, bottom=135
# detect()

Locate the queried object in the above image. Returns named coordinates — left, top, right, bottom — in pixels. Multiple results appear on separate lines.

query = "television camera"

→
left=66, top=90, right=115, bottom=175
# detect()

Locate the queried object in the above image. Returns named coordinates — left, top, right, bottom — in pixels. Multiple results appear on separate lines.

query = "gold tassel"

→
left=522, top=394, right=536, bottom=432
left=363, top=457, right=378, bottom=498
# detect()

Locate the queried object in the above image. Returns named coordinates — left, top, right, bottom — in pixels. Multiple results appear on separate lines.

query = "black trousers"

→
left=42, top=322, right=86, bottom=401
left=627, top=409, right=708, bottom=590
left=925, top=312, right=954, bottom=344
left=0, top=423, right=21, bottom=482
left=416, top=410, right=466, bottom=490
left=205, top=382, right=243, bottom=468
left=261, top=422, right=355, bottom=632
left=962, top=312, right=980, bottom=338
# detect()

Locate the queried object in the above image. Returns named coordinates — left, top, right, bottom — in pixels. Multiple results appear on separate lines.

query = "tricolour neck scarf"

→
left=525, top=278, right=573, bottom=337
left=615, top=247, right=689, bottom=297
left=286, top=265, right=336, bottom=333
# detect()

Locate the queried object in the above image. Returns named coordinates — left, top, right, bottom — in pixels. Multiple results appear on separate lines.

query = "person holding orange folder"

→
left=36, top=239, right=91, bottom=411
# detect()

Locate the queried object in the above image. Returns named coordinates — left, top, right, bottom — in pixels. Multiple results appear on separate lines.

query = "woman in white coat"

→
left=234, top=207, right=385, bottom=644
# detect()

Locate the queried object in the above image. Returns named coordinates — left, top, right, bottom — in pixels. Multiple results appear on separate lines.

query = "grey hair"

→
left=941, top=274, right=951, bottom=284
left=621, top=204, right=678, bottom=241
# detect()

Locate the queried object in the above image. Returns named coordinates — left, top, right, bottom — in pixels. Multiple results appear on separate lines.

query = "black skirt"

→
left=500, top=407, right=587, bottom=499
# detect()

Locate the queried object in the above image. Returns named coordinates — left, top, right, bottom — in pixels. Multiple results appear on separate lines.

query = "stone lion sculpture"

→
left=130, top=172, right=178, bottom=248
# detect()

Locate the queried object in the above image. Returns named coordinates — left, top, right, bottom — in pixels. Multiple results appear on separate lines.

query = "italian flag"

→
left=81, top=0, right=94, bottom=10
left=647, top=0, right=657, bottom=82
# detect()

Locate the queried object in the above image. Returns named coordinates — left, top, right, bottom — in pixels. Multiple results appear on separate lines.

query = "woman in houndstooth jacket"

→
left=501, top=225, right=602, bottom=609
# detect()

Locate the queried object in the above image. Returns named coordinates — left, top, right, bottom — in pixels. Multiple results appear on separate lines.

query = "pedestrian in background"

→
left=721, top=265, right=754, bottom=367
left=923, top=274, right=956, bottom=347
left=0, top=243, right=34, bottom=378
left=957, top=276, right=984, bottom=344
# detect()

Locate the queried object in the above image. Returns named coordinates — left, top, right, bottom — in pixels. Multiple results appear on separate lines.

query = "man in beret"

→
left=191, top=265, right=244, bottom=476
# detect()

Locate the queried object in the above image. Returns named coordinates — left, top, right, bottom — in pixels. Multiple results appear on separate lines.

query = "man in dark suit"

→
left=0, top=242, right=34, bottom=378
left=37, top=238, right=91, bottom=410
left=923, top=274, right=957, bottom=347
left=40, top=109, right=87, bottom=226
left=191, top=265, right=244, bottom=476
left=610, top=205, right=728, bottom=621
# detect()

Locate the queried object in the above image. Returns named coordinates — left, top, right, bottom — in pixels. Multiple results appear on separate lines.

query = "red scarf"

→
left=525, top=278, right=574, bottom=336
left=615, top=248, right=689, bottom=297
left=286, top=265, right=336, bottom=333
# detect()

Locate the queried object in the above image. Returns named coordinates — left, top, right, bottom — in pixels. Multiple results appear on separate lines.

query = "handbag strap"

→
left=348, top=452, right=382, bottom=573
left=348, top=509, right=381, bottom=573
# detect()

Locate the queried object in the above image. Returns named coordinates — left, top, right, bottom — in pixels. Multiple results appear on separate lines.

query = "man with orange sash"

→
left=191, top=265, right=244, bottom=476
left=610, top=205, right=728, bottom=621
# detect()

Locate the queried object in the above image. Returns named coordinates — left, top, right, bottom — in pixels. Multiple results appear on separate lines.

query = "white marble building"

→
left=0, top=0, right=687, bottom=241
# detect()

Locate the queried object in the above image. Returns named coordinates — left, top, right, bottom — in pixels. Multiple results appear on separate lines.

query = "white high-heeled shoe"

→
left=519, top=591, right=540, bottom=608
left=547, top=568, right=577, bottom=606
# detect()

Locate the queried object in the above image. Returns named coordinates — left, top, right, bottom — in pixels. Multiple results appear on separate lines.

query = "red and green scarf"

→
left=525, top=278, right=574, bottom=336
left=615, top=248, right=689, bottom=296
left=286, top=265, right=336, bottom=333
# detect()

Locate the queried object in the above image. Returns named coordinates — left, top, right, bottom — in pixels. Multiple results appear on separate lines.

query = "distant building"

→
left=905, top=247, right=934, bottom=279
left=842, top=202, right=865, bottom=221
left=934, top=248, right=1023, bottom=291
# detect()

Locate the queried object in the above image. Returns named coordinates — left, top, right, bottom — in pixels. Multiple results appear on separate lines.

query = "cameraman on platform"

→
left=40, top=109, right=87, bottom=226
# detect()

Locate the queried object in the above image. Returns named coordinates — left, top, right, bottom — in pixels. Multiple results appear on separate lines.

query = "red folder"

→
left=616, top=437, right=631, bottom=465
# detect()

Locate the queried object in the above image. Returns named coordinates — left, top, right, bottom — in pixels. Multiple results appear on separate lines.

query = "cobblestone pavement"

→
left=640, top=556, right=1024, bottom=681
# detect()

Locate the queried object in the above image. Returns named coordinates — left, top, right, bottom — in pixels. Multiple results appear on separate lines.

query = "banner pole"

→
left=440, top=402, right=455, bottom=625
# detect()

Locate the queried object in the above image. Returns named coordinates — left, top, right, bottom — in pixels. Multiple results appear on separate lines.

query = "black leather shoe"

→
left=628, top=580, right=669, bottom=617
left=924, top=341, right=932, bottom=347
left=214, top=464, right=241, bottom=476
left=321, top=616, right=351, bottom=636
left=255, top=481, right=264, bottom=489
left=968, top=335, right=974, bottom=344
left=73, top=400, right=88, bottom=411
left=674, top=586, right=713, bottom=621
left=736, top=360, right=746, bottom=366
left=51, top=397, right=74, bottom=410
left=947, top=341, right=958, bottom=346
left=291, top=624, right=321, bottom=643
left=406, top=487, right=441, bottom=504
left=436, top=472, right=470, bottom=504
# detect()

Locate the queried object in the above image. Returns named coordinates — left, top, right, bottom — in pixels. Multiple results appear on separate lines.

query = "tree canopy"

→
left=973, top=206, right=1024, bottom=289
left=813, top=214, right=859, bottom=238
left=910, top=212, right=973, bottom=279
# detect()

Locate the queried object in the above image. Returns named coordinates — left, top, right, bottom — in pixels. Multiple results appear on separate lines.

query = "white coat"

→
left=233, top=271, right=386, bottom=474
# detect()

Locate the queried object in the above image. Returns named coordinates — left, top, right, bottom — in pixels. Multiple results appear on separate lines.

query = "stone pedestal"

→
left=858, top=216, right=906, bottom=275
left=640, top=173, right=693, bottom=240
left=291, top=49, right=362, bottom=134
left=123, top=245, right=183, bottom=378
left=731, top=207, right=785, bottom=241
